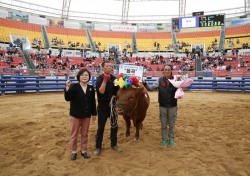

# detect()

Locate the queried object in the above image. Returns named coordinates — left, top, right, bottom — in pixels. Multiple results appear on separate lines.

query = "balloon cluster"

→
left=114, top=73, right=139, bottom=89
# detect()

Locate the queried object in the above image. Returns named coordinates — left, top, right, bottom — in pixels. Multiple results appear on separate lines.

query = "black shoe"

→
left=71, top=153, right=77, bottom=160
left=81, top=152, right=91, bottom=159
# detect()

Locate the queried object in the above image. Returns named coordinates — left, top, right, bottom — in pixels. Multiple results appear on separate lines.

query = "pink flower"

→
left=168, top=78, right=193, bottom=99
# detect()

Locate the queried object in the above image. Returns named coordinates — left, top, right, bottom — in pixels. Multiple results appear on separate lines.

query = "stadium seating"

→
left=45, top=26, right=89, bottom=49
left=0, top=18, right=44, bottom=48
left=136, top=32, right=172, bottom=52
left=0, top=18, right=250, bottom=78
left=90, top=30, right=133, bottom=52
left=224, top=25, right=250, bottom=49
left=176, top=30, right=221, bottom=52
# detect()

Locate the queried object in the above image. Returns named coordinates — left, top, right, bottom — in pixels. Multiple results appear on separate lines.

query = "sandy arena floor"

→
left=0, top=91, right=249, bottom=176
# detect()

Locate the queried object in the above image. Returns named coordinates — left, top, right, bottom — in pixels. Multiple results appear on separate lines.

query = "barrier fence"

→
left=146, top=77, right=250, bottom=92
left=1, top=68, right=250, bottom=78
left=0, top=75, right=250, bottom=95
left=0, top=75, right=95, bottom=95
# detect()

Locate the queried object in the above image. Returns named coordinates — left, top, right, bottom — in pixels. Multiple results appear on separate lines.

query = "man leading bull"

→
left=93, top=61, right=123, bottom=156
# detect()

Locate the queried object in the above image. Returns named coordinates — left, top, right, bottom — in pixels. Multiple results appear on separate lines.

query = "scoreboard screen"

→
left=172, top=14, right=225, bottom=29
left=179, top=16, right=199, bottom=28
left=199, top=14, right=225, bottom=27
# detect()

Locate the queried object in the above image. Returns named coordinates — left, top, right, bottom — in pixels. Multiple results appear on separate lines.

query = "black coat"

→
left=158, top=77, right=177, bottom=108
left=64, top=83, right=97, bottom=118
left=145, top=76, right=177, bottom=108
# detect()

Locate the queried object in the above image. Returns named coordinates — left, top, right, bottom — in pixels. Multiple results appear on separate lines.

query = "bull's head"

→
left=116, top=84, right=144, bottom=116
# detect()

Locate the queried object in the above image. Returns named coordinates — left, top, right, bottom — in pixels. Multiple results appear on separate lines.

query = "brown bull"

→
left=116, top=84, right=150, bottom=140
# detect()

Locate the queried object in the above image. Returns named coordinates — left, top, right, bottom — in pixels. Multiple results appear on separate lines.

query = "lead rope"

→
left=109, top=95, right=118, bottom=128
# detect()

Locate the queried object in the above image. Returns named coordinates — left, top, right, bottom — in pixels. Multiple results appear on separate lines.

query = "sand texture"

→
left=0, top=91, right=249, bottom=176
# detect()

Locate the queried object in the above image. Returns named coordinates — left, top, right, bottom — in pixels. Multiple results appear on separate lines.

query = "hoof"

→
left=126, top=133, right=130, bottom=138
left=134, top=137, right=141, bottom=141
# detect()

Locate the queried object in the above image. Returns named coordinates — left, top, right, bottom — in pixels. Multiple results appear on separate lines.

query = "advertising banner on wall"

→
left=29, top=15, right=47, bottom=25
left=137, top=25, right=158, bottom=32
left=110, top=25, right=137, bottom=32
left=156, top=26, right=167, bottom=31
left=63, top=50, right=96, bottom=57
left=82, top=22, right=94, bottom=30
left=94, top=24, right=110, bottom=31
left=65, top=50, right=81, bottom=57
left=0, top=10, right=8, bottom=18
left=64, top=20, right=80, bottom=29
left=231, top=18, right=250, bottom=27
left=10, top=12, right=28, bottom=22
left=50, top=19, right=64, bottom=27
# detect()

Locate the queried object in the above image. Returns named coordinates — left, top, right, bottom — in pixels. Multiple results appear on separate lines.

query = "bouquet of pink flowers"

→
left=168, top=75, right=193, bottom=99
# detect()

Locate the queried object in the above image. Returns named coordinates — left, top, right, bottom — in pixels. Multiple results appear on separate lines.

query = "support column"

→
left=122, top=0, right=130, bottom=24
left=246, top=0, right=250, bottom=15
left=61, top=0, right=71, bottom=19
left=179, top=0, right=186, bottom=17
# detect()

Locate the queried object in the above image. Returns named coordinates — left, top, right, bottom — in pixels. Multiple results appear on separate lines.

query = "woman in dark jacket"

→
left=143, top=64, right=178, bottom=147
left=65, top=68, right=97, bottom=160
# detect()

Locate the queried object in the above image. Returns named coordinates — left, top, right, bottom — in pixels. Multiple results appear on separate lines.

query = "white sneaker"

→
left=93, top=148, right=101, bottom=156
left=111, top=145, right=123, bottom=153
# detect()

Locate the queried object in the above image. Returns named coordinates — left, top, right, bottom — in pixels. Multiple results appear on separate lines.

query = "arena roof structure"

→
left=0, top=0, right=249, bottom=23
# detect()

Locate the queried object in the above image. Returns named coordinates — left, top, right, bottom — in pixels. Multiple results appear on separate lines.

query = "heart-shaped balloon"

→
left=124, top=79, right=131, bottom=89
left=130, top=76, right=139, bottom=85
left=123, top=74, right=128, bottom=80
left=125, top=79, right=134, bottom=89
left=114, top=78, right=125, bottom=89
left=117, top=73, right=123, bottom=79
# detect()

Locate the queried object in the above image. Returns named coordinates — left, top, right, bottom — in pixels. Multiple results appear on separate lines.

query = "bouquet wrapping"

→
left=168, top=75, right=193, bottom=99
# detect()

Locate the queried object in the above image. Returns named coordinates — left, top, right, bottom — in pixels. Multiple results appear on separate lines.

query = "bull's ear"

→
left=135, top=85, right=144, bottom=94
left=138, top=83, right=144, bottom=90
left=134, top=82, right=143, bottom=89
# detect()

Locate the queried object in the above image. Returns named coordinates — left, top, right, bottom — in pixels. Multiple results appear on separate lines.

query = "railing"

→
left=189, top=77, right=250, bottom=92
left=1, top=75, right=250, bottom=95
left=1, top=68, right=250, bottom=78
left=0, top=75, right=90, bottom=95
left=146, top=77, right=250, bottom=92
